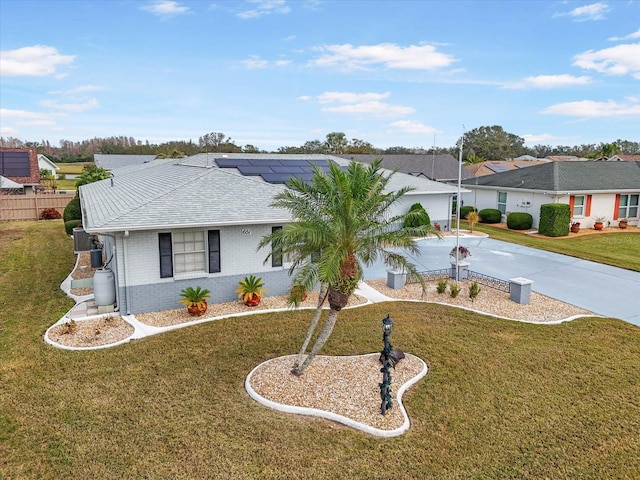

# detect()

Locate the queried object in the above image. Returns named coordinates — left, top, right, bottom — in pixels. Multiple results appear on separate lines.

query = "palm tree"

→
left=259, top=159, right=439, bottom=375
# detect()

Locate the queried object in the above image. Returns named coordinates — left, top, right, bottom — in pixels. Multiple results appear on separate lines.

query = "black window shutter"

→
left=159, top=233, right=173, bottom=278
left=208, top=230, right=221, bottom=273
left=272, top=226, right=283, bottom=267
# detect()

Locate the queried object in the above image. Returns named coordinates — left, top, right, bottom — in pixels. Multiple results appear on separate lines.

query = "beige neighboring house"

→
left=466, top=159, right=549, bottom=177
left=604, top=154, right=640, bottom=162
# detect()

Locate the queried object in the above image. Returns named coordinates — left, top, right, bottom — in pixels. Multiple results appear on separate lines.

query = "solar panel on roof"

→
left=271, top=166, right=304, bottom=173
left=281, top=160, right=311, bottom=167
left=249, top=159, right=282, bottom=166
left=215, top=158, right=250, bottom=167
left=487, top=164, right=511, bottom=173
left=237, top=165, right=274, bottom=175
left=261, top=173, right=291, bottom=183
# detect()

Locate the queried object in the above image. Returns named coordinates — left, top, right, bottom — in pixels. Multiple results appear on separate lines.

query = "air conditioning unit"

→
left=73, top=227, right=91, bottom=253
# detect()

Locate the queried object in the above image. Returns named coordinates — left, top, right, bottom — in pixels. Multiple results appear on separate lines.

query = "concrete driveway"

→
left=362, top=235, right=640, bottom=328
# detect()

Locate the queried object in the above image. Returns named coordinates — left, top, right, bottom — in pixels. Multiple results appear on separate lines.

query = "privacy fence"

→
left=0, top=192, right=76, bottom=221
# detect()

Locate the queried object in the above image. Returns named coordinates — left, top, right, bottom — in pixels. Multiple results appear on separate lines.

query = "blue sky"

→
left=1, top=0, right=639, bottom=151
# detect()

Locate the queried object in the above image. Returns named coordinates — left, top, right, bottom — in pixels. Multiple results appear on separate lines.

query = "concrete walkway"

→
left=363, top=236, right=640, bottom=327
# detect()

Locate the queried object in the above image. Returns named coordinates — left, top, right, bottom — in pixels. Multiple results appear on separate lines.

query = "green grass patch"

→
left=464, top=221, right=640, bottom=272
left=1, top=221, right=639, bottom=479
left=56, top=162, right=94, bottom=175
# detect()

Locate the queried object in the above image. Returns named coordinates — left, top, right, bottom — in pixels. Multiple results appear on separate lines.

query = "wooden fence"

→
left=0, top=192, right=76, bottom=221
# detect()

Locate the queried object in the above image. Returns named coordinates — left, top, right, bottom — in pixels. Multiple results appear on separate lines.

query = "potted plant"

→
left=618, top=218, right=629, bottom=229
left=235, top=275, right=267, bottom=306
left=288, top=284, right=308, bottom=305
left=450, top=246, right=471, bottom=260
left=179, top=286, right=211, bottom=316
left=593, top=216, right=606, bottom=231
left=570, top=220, right=581, bottom=233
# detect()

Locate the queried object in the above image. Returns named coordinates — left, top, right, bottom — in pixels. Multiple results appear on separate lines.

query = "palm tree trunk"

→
left=292, top=307, right=340, bottom=376
left=292, top=284, right=328, bottom=371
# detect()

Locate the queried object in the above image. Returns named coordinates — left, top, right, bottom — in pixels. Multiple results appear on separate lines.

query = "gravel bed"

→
left=248, top=353, right=425, bottom=431
left=366, top=279, right=594, bottom=322
left=48, top=316, right=134, bottom=348
left=135, top=292, right=368, bottom=327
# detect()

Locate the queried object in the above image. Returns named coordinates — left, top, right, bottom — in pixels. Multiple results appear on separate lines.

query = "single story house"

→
left=465, top=159, right=549, bottom=177
left=460, top=161, right=640, bottom=229
left=94, top=154, right=158, bottom=171
left=79, top=154, right=464, bottom=315
left=38, top=154, right=60, bottom=179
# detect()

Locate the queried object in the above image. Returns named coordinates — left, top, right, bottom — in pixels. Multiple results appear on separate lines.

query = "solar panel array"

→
left=487, top=163, right=511, bottom=173
left=215, top=158, right=333, bottom=184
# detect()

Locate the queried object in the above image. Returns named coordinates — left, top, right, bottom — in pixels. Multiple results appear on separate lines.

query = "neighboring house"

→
left=336, top=154, right=474, bottom=182
left=0, top=148, right=40, bottom=194
left=38, top=154, right=59, bottom=179
left=94, top=154, right=158, bottom=171
left=605, top=154, right=640, bottom=162
left=460, top=162, right=640, bottom=229
left=0, top=175, right=24, bottom=191
left=80, top=154, right=463, bottom=315
left=466, top=160, right=549, bottom=177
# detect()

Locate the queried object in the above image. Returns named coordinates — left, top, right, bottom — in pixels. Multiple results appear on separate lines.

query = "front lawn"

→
left=1, top=221, right=639, bottom=479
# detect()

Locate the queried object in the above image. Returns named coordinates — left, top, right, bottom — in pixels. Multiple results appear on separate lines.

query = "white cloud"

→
left=506, top=74, right=593, bottom=89
left=40, top=98, right=99, bottom=113
left=554, top=2, right=610, bottom=21
left=310, top=43, right=456, bottom=71
left=608, top=29, right=640, bottom=42
left=298, top=95, right=312, bottom=101
left=274, top=60, right=291, bottom=67
left=323, top=101, right=414, bottom=118
left=317, top=91, right=390, bottom=104
left=0, top=45, right=75, bottom=77
left=573, top=43, right=640, bottom=79
left=241, top=56, right=269, bottom=69
left=48, top=85, right=105, bottom=95
left=541, top=99, right=640, bottom=118
left=0, top=108, right=59, bottom=128
left=237, top=0, right=290, bottom=19
left=313, top=91, right=412, bottom=118
left=389, top=120, right=436, bottom=135
left=140, top=1, right=190, bottom=17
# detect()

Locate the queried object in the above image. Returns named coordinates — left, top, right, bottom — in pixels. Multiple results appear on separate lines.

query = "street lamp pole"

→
left=379, top=315, right=394, bottom=415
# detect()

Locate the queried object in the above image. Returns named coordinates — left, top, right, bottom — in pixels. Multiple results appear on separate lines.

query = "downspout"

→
left=123, top=230, right=131, bottom=315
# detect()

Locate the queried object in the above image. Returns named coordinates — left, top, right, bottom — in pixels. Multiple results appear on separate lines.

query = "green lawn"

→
left=461, top=221, right=640, bottom=272
left=1, top=221, right=639, bottom=479
left=56, top=162, right=94, bottom=175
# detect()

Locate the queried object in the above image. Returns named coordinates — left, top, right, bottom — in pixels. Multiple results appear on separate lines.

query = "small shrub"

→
left=436, top=278, right=448, bottom=293
left=469, top=281, right=481, bottom=302
left=507, top=212, right=533, bottom=230
left=479, top=208, right=502, bottom=224
left=40, top=208, right=62, bottom=220
left=63, top=196, right=82, bottom=222
left=60, top=320, right=77, bottom=335
left=404, top=202, right=431, bottom=228
left=64, top=219, right=82, bottom=235
left=449, top=282, right=461, bottom=298
left=460, top=206, right=477, bottom=219
left=467, top=211, right=480, bottom=232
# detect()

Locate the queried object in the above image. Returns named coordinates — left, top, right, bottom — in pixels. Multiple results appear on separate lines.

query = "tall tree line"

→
left=1, top=127, right=638, bottom=163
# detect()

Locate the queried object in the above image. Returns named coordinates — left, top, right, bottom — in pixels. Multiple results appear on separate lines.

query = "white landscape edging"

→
left=245, top=354, right=428, bottom=437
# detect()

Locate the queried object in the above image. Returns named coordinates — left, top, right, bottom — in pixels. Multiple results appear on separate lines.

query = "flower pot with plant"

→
left=593, top=216, right=606, bottom=231
left=618, top=218, right=628, bottom=229
left=570, top=220, right=581, bottom=233
left=235, top=275, right=267, bottom=307
left=179, top=286, right=211, bottom=316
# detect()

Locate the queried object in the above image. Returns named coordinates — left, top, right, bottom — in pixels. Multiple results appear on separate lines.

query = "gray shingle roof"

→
left=94, top=154, right=158, bottom=171
left=80, top=153, right=461, bottom=233
left=337, top=154, right=474, bottom=181
left=461, top=161, right=640, bottom=191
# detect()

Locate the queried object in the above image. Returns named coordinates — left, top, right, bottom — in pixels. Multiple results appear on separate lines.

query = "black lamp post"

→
left=379, top=314, right=394, bottom=415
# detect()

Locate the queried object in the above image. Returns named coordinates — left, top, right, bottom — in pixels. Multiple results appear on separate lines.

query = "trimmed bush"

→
left=64, top=219, right=82, bottom=235
left=40, top=208, right=62, bottom=220
left=539, top=203, right=570, bottom=237
left=479, top=208, right=502, bottom=224
left=63, top=196, right=82, bottom=222
left=507, top=212, right=533, bottom=230
left=404, top=202, right=431, bottom=228
left=460, top=206, right=477, bottom=219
